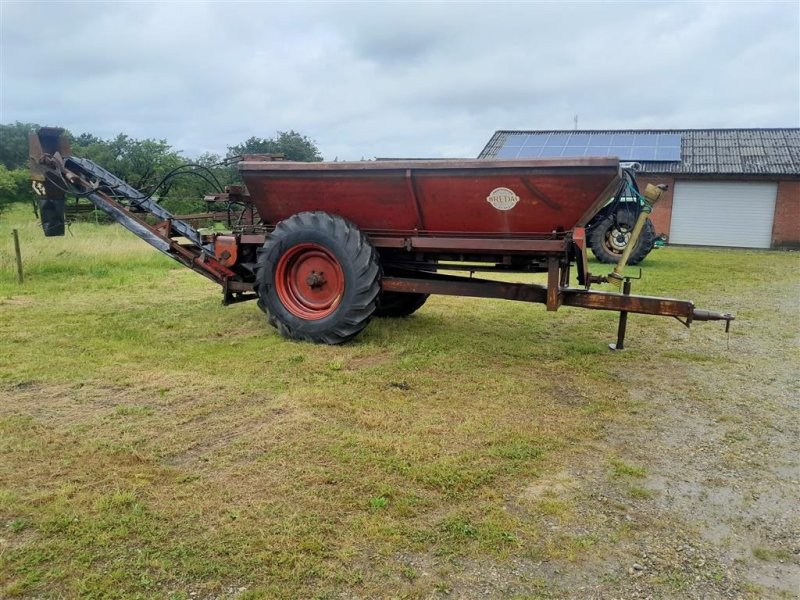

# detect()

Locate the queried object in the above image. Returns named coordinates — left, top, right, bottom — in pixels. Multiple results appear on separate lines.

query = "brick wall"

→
left=637, top=174, right=675, bottom=238
left=772, top=181, right=800, bottom=247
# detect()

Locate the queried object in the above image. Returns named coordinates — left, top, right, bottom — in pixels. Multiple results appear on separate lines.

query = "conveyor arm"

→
left=29, top=128, right=240, bottom=290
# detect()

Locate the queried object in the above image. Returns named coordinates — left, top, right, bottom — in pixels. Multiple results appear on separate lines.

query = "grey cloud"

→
left=2, top=1, right=797, bottom=160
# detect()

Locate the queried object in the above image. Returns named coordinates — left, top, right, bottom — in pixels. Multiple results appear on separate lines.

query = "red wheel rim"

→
left=275, top=243, right=345, bottom=320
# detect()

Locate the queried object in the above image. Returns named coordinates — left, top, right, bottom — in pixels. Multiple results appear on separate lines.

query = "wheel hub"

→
left=607, top=225, right=631, bottom=253
left=275, top=243, right=344, bottom=320
left=306, top=270, right=326, bottom=288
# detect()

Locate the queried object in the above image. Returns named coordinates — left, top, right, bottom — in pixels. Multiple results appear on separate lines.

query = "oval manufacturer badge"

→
left=486, top=187, right=520, bottom=211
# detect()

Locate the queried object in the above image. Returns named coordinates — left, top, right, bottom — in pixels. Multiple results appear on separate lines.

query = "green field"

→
left=1, top=204, right=798, bottom=599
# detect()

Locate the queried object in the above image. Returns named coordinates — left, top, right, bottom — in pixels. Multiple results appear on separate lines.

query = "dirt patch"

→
left=519, top=469, right=578, bottom=501
left=346, top=352, right=393, bottom=371
left=572, top=351, right=800, bottom=598
left=164, top=407, right=303, bottom=470
left=636, top=399, right=800, bottom=596
left=0, top=296, right=36, bottom=307
left=0, top=382, right=126, bottom=428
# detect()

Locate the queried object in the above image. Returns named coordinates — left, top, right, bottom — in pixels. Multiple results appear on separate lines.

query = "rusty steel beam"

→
left=225, top=280, right=256, bottom=292
left=368, top=236, right=568, bottom=253
left=381, top=271, right=698, bottom=320
left=561, top=289, right=694, bottom=319
left=382, top=273, right=548, bottom=303
left=229, top=232, right=568, bottom=255
left=546, top=257, right=561, bottom=311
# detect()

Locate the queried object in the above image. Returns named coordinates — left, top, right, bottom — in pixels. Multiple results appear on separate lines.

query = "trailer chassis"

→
left=29, top=128, right=733, bottom=348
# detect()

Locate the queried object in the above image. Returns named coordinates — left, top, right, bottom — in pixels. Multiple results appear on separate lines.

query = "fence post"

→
left=12, top=229, right=23, bottom=284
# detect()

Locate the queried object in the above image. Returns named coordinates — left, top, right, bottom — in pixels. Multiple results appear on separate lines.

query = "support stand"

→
left=609, top=278, right=632, bottom=351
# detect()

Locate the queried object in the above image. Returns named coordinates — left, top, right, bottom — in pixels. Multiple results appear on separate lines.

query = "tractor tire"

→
left=588, top=214, right=656, bottom=265
left=374, top=291, right=429, bottom=318
left=255, top=211, right=381, bottom=344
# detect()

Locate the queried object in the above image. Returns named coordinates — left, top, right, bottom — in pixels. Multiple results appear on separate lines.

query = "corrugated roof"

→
left=478, top=129, right=800, bottom=175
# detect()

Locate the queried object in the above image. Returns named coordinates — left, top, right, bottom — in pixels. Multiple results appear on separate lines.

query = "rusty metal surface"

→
left=561, top=289, right=694, bottom=318
left=240, top=159, right=621, bottom=241
left=382, top=272, right=549, bottom=304
left=28, top=128, right=71, bottom=184
left=380, top=270, right=707, bottom=322
left=368, top=236, right=569, bottom=253
left=214, top=235, right=239, bottom=268
left=546, top=257, right=561, bottom=311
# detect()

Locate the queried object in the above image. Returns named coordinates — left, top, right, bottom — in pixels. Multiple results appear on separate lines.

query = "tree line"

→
left=0, top=122, right=322, bottom=212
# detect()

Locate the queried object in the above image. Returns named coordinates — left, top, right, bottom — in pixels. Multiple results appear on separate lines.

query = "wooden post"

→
left=12, top=229, right=23, bottom=284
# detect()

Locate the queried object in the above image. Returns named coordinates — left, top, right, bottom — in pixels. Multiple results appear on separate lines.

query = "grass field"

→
left=1, top=203, right=798, bottom=599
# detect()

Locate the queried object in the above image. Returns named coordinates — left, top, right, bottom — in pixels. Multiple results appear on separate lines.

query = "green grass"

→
left=752, top=546, right=793, bottom=562
left=609, top=459, right=648, bottom=479
left=1, top=203, right=798, bottom=598
left=626, top=485, right=654, bottom=500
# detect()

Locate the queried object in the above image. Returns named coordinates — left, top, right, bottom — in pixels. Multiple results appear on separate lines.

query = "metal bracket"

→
left=627, top=268, right=643, bottom=280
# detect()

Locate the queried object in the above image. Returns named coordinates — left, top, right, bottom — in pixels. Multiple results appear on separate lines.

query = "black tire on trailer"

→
left=255, top=211, right=381, bottom=344
left=588, top=214, right=656, bottom=265
left=374, top=291, right=429, bottom=318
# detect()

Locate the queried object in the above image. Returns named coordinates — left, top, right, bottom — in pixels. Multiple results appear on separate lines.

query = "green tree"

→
left=0, top=165, right=34, bottom=210
left=226, top=130, right=323, bottom=162
left=0, top=165, right=18, bottom=207
left=71, top=134, right=186, bottom=192
left=0, top=122, right=40, bottom=169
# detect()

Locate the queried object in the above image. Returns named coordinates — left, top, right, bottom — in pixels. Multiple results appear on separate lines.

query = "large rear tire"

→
left=374, top=291, right=429, bottom=318
left=588, top=214, right=656, bottom=265
left=255, top=212, right=381, bottom=344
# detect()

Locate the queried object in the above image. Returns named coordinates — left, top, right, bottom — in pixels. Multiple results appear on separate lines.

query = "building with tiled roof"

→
left=480, top=129, right=800, bottom=248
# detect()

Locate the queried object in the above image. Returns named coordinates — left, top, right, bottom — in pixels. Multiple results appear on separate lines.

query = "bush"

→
left=0, top=165, right=34, bottom=211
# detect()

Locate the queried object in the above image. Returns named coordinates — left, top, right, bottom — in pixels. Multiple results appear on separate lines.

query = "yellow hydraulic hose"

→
left=608, top=183, right=665, bottom=288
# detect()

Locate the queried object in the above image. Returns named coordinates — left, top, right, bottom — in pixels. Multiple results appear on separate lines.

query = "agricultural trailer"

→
left=29, top=127, right=732, bottom=349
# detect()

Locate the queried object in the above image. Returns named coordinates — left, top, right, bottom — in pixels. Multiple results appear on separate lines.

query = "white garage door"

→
left=670, top=181, right=777, bottom=248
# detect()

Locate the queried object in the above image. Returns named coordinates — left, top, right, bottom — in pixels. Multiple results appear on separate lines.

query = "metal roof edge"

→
left=477, top=130, right=506, bottom=159
left=493, top=127, right=800, bottom=135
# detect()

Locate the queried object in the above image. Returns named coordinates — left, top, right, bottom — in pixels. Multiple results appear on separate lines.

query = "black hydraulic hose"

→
left=610, top=169, right=645, bottom=230
left=136, top=164, right=224, bottom=201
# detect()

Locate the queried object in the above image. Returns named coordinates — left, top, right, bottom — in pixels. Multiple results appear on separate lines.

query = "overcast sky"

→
left=2, top=1, right=798, bottom=160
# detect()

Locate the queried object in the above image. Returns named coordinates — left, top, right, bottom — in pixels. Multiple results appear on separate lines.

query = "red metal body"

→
left=239, top=158, right=621, bottom=242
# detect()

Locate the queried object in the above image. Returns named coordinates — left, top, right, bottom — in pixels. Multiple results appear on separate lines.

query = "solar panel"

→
left=539, top=146, right=566, bottom=158
left=612, top=134, right=635, bottom=145
left=496, top=145, right=524, bottom=158
left=495, top=132, right=682, bottom=161
left=566, top=133, right=592, bottom=145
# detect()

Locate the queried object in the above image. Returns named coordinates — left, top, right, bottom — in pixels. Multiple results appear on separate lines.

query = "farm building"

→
left=479, top=129, right=800, bottom=249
